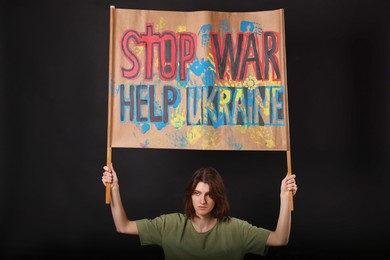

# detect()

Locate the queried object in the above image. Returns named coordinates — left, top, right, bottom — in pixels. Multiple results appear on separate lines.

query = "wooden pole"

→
left=106, top=6, right=115, bottom=204
left=286, top=150, right=294, bottom=211
left=281, top=9, right=294, bottom=211
left=106, top=148, right=112, bottom=204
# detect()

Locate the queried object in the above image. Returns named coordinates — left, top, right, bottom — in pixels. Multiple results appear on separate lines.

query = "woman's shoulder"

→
left=164, top=212, right=186, bottom=219
left=224, top=216, right=244, bottom=223
left=158, top=212, right=188, bottom=223
left=137, top=213, right=188, bottom=230
left=219, top=216, right=253, bottom=228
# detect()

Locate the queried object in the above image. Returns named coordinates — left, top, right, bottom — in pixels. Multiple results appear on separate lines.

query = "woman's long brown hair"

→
left=183, top=167, right=230, bottom=221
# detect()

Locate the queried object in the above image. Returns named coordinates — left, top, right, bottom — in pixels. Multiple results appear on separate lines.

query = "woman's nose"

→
left=200, top=195, right=206, bottom=204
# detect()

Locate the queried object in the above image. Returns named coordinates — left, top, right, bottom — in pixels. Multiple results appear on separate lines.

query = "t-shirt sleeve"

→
left=237, top=219, right=271, bottom=256
left=135, top=215, right=168, bottom=246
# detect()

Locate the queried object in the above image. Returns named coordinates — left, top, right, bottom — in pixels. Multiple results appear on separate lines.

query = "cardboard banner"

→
left=107, top=7, right=290, bottom=151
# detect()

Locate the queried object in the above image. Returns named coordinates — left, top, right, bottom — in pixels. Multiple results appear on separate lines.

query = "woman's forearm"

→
left=275, top=195, right=291, bottom=244
left=267, top=173, right=296, bottom=246
left=267, top=195, right=291, bottom=246
left=110, top=186, right=138, bottom=234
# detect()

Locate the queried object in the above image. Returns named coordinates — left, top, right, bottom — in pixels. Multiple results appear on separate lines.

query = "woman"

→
left=102, top=165, right=297, bottom=260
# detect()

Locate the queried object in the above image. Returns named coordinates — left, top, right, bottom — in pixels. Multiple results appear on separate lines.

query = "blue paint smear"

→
left=198, top=24, right=212, bottom=47
left=174, top=136, right=189, bottom=148
left=140, top=124, right=150, bottom=134
left=189, top=57, right=216, bottom=86
left=154, top=122, right=166, bottom=131
left=240, top=21, right=254, bottom=32
left=240, top=21, right=263, bottom=35
left=219, top=19, right=232, bottom=34
left=175, top=64, right=189, bottom=88
left=231, top=143, right=242, bottom=150
left=202, top=69, right=216, bottom=87
left=190, top=57, right=205, bottom=76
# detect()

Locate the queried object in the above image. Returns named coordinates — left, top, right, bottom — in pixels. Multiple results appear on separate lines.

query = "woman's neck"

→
left=191, top=215, right=218, bottom=233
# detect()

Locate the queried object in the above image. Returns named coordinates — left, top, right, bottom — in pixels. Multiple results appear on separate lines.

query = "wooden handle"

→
left=105, top=148, right=112, bottom=204
left=289, top=190, right=294, bottom=211
left=105, top=182, right=111, bottom=204
left=287, top=150, right=294, bottom=211
left=105, top=6, right=115, bottom=205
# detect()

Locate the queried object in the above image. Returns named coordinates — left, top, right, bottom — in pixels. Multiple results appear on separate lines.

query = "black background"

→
left=1, top=0, right=389, bottom=259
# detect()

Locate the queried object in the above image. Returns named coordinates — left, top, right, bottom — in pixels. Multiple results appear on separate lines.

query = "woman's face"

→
left=191, top=182, right=215, bottom=218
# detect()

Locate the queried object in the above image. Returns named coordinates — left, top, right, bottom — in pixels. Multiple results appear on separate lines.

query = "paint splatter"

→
left=255, top=93, right=270, bottom=117
left=225, top=128, right=242, bottom=150
left=218, top=19, right=232, bottom=36
left=140, top=124, right=150, bottom=134
left=248, top=126, right=276, bottom=149
left=132, top=45, right=144, bottom=57
left=240, top=21, right=263, bottom=36
left=170, top=104, right=186, bottom=129
left=189, top=56, right=216, bottom=87
left=198, top=24, right=212, bottom=47
left=156, top=17, right=168, bottom=31
left=166, top=131, right=188, bottom=148
left=148, top=130, right=164, bottom=146
left=154, top=122, right=166, bottom=131
left=176, top=25, right=187, bottom=32
left=131, top=125, right=150, bottom=147
left=202, top=128, right=221, bottom=149
left=186, top=126, right=204, bottom=145
left=140, top=139, right=150, bottom=148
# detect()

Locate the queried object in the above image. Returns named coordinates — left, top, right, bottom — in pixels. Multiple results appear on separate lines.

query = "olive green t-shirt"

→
left=136, top=213, right=271, bottom=260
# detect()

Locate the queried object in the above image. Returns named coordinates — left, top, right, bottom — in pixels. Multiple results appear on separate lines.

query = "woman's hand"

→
left=102, top=164, right=119, bottom=190
left=267, top=174, right=298, bottom=246
left=280, top=174, right=297, bottom=199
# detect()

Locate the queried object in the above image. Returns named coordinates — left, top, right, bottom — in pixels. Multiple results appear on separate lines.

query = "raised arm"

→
left=266, top=174, right=297, bottom=246
left=102, top=165, right=139, bottom=235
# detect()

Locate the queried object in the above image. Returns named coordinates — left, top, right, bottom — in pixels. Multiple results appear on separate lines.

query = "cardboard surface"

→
left=108, top=8, right=289, bottom=150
